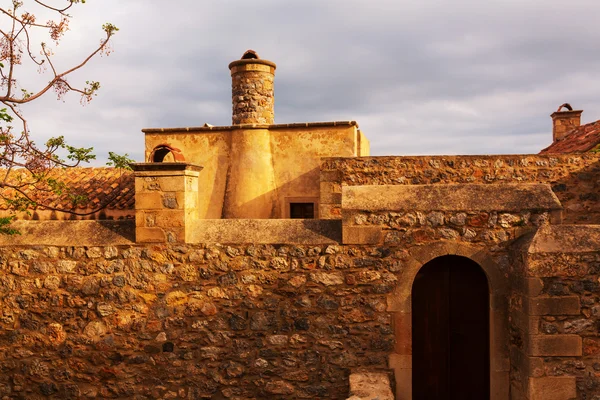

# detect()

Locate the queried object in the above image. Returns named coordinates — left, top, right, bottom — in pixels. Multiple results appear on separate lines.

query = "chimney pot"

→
left=551, top=103, right=583, bottom=142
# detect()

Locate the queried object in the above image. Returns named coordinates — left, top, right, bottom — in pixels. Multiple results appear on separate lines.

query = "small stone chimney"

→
left=229, top=50, right=276, bottom=125
left=551, top=103, right=583, bottom=142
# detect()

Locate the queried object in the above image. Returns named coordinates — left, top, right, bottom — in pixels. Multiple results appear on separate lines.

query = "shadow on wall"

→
left=220, top=167, right=320, bottom=219
left=552, top=158, right=600, bottom=224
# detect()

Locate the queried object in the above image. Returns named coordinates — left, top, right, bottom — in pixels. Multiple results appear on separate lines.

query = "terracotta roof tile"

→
left=540, top=120, right=600, bottom=154
left=0, top=167, right=134, bottom=211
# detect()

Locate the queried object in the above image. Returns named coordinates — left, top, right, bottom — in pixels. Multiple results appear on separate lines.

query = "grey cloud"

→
left=11, top=0, right=600, bottom=162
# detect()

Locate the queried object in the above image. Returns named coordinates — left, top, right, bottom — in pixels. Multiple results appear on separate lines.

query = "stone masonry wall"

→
left=231, top=70, right=275, bottom=125
left=320, top=154, right=600, bottom=224
left=529, top=252, right=600, bottom=399
left=508, top=226, right=600, bottom=400
left=0, top=244, right=396, bottom=400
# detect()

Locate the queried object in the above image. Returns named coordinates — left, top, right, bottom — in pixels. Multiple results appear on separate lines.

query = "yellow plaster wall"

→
left=144, top=131, right=231, bottom=219
left=144, top=124, right=367, bottom=219
left=270, top=125, right=359, bottom=218
left=358, top=130, right=370, bottom=156
left=223, top=128, right=277, bottom=218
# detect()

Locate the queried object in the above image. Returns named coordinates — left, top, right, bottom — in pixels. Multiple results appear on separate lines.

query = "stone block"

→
left=524, top=277, right=544, bottom=297
left=490, top=371, right=509, bottom=400
left=154, top=176, right=187, bottom=192
left=320, top=169, right=342, bottom=183
left=134, top=177, right=159, bottom=193
left=154, top=210, right=186, bottom=228
left=510, top=383, right=527, bottom=400
left=347, top=372, right=394, bottom=400
left=135, top=211, right=148, bottom=228
left=527, top=296, right=580, bottom=316
left=136, top=227, right=166, bottom=243
left=528, top=334, right=582, bottom=356
left=511, top=309, right=540, bottom=335
left=184, top=191, right=198, bottom=208
left=320, top=204, right=342, bottom=220
left=393, top=312, right=411, bottom=355
left=388, top=353, right=411, bottom=370
left=320, top=182, right=342, bottom=204
left=510, top=347, right=544, bottom=379
left=342, top=226, right=383, bottom=245
left=528, top=376, right=577, bottom=400
left=393, top=367, right=411, bottom=400
left=135, top=192, right=165, bottom=210
left=549, top=209, right=563, bottom=224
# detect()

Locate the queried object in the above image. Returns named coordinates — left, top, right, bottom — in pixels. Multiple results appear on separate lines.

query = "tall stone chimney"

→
left=229, top=50, right=276, bottom=125
left=551, top=103, right=583, bottom=142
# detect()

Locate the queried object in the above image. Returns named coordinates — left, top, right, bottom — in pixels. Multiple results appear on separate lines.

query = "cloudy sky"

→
left=13, top=0, right=600, bottom=164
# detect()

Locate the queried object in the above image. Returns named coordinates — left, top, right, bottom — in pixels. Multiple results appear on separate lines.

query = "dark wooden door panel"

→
left=412, top=261, right=450, bottom=399
left=412, top=256, right=490, bottom=400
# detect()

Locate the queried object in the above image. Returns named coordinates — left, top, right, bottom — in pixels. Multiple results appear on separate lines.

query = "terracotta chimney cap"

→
left=229, top=50, right=276, bottom=70
left=241, top=49, right=260, bottom=59
left=556, top=103, right=574, bottom=112
left=551, top=103, right=583, bottom=118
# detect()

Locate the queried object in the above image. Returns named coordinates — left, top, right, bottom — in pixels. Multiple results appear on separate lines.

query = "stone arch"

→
left=149, top=144, right=185, bottom=163
left=387, top=241, right=509, bottom=400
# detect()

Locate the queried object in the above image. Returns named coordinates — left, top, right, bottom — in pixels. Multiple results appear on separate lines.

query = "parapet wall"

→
left=320, top=154, right=600, bottom=224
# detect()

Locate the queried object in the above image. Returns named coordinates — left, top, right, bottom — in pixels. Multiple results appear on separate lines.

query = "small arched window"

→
left=149, top=144, right=185, bottom=163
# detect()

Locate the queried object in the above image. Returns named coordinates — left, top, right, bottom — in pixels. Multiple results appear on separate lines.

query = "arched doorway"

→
left=412, top=255, right=490, bottom=400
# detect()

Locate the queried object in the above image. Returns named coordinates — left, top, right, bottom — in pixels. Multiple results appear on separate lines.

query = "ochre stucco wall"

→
left=144, top=123, right=366, bottom=219
left=144, top=131, right=232, bottom=219
left=270, top=125, right=361, bottom=218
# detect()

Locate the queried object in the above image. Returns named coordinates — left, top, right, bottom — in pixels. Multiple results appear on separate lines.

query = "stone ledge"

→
left=130, top=162, right=203, bottom=173
left=342, top=184, right=562, bottom=212
left=0, top=220, right=134, bottom=246
left=142, top=121, right=358, bottom=134
left=190, top=219, right=341, bottom=244
left=528, top=224, right=600, bottom=253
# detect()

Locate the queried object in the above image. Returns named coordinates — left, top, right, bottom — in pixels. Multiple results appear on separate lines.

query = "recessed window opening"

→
left=290, top=203, right=314, bottom=219
left=152, top=146, right=175, bottom=162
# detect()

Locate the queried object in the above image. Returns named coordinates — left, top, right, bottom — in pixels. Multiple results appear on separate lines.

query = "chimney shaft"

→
left=229, top=50, right=276, bottom=125
left=551, top=103, right=583, bottom=142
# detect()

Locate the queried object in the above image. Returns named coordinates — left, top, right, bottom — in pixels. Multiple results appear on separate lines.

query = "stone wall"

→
left=509, top=226, right=600, bottom=400
left=320, top=154, right=600, bottom=224
left=0, top=243, right=396, bottom=399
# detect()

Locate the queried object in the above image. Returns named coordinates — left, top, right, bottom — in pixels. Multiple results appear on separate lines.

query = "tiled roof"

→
left=540, top=120, right=600, bottom=154
left=0, top=167, right=134, bottom=211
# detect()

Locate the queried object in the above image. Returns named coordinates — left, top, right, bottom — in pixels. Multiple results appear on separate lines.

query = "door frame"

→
left=387, top=242, right=510, bottom=400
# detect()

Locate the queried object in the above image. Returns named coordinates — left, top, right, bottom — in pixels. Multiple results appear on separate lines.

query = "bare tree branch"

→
left=0, top=1, right=127, bottom=227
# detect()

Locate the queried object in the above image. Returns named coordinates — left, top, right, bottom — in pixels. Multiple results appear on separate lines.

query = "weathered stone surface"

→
left=323, top=154, right=600, bottom=224
left=529, top=224, right=600, bottom=253
left=342, top=184, right=561, bottom=213
left=191, top=219, right=342, bottom=244
left=0, top=221, right=134, bottom=246
left=347, top=372, right=394, bottom=400
left=528, top=376, right=576, bottom=400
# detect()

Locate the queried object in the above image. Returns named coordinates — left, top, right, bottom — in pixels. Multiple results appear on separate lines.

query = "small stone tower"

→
left=229, top=50, right=276, bottom=125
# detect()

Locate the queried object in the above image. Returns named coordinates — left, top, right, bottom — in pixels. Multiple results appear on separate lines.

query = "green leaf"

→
left=107, top=152, right=134, bottom=169
left=0, top=216, right=20, bottom=235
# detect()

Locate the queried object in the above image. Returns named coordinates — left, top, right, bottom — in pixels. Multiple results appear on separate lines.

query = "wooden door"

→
left=412, top=255, right=490, bottom=400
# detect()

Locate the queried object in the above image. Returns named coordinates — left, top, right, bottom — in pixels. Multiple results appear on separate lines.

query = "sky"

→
left=12, top=0, right=600, bottom=164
